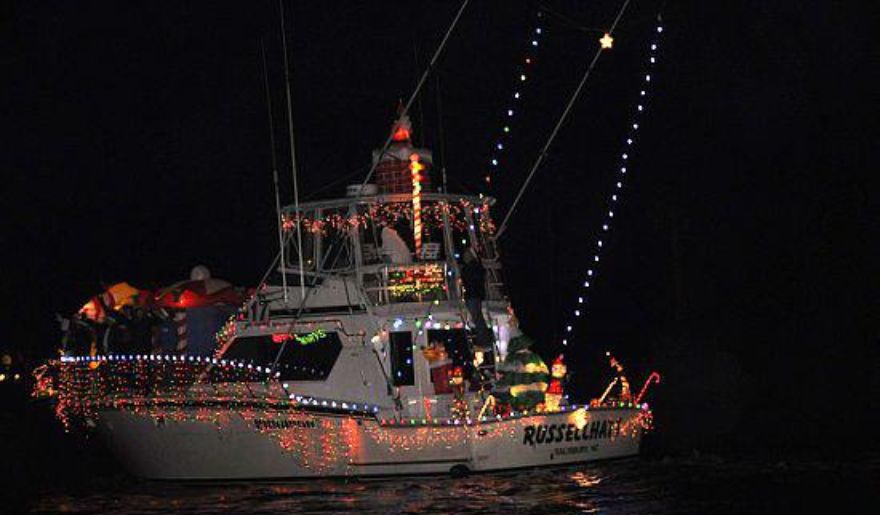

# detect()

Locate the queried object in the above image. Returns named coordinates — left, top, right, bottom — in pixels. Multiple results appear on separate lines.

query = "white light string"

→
left=562, top=19, right=665, bottom=347
left=482, top=10, right=546, bottom=189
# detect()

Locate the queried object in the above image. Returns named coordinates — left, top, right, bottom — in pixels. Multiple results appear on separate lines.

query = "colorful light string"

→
left=561, top=20, right=665, bottom=347
left=483, top=10, right=546, bottom=189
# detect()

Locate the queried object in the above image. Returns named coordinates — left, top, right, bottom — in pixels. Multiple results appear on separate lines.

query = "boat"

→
left=32, top=0, right=668, bottom=477
left=34, top=111, right=655, bottom=479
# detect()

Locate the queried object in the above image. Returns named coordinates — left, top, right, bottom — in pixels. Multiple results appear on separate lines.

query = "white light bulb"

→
left=532, top=40, right=538, bottom=47
left=616, top=181, right=622, bottom=188
left=566, top=325, right=572, bottom=332
left=562, top=339, right=568, bottom=346
left=491, top=158, right=498, bottom=166
left=627, top=138, right=633, bottom=145
left=588, top=270, right=594, bottom=276
left=575, top=310, right=581, bottom=316
left=536, top=28, right=542, bottom=34
left=603, top=224, right=609, bottom=230
left=637, top=105, right=644, bottom=111
left=507, top=109, right=514, bottom=116
left=645, top=74, right=651, bottom=82
left=496, top=143, right=503, bottom=150
left=657, top=26, right=664, bottom=33
left=578, top=296, right=584, bottom=303
left=609, top=210, right=614, bottom=217
left=520, top=74, right=526, bottom=81
left=650, top=57, right=656, bottom=63
left=651, top=44, right=657, bottom=51
left=633, top=123, right=640, bottom=129
left=621, top=167, right=627, bottom=174
left=598, top=240, right=603, bottom=247
left=514, top=92, right=520, bottom=99
left=622, top=153, right=628, bottom=160
left=594, top=255, right=600, bottom=262
left=612, top=195, right=617, bottom=201
left=640, top=90, right=646, bottom=96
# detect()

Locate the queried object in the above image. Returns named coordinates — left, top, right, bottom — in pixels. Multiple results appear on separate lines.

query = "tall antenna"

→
left=260, top=40, right=288, bottom=304
left=279, top=0, right=306, bottom=299
left=435, top=72, right=448, bottom=193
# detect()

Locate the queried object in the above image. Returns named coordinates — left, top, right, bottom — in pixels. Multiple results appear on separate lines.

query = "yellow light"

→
left=0, top=373, right=5, bottom=382
left=569, top=407, right=588, bottom=430
left=409, top=153, right=424, bottom=255
left=600, top=32, right=614, bottom=49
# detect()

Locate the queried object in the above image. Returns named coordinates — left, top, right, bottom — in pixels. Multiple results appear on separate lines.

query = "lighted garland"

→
left=387, top=263, right=447, bottom=299
left=281, top=199, right=495, bottom=236
left=34, top=355, right=384, bottom=432
left=483, top=9, right=546, bottom=188
left=561, top=20, right=665, bottom=347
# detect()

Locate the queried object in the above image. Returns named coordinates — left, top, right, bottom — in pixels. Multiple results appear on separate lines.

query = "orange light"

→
left=392, top=127, right=410, bottom=141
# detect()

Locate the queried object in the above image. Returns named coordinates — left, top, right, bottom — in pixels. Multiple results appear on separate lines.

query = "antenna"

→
left=434, top=72, right=448, bottom=193
left=260, top=40, right=288, bottom=304
left=279, top=0, right=306, bottom=300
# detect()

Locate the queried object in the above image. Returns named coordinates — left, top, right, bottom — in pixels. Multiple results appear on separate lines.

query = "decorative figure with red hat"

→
left=449, top=365, right=468, bottom=420
left=544, top=354, right=567, bottom=412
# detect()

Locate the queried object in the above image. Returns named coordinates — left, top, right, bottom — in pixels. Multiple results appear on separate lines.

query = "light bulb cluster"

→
left=483, top=11, right=545, bottom=188
left=377, top=401, right=650, bottom=427
left=561, top=22, right=664, bottom=347
left=60, top=353, right=280, bottom=376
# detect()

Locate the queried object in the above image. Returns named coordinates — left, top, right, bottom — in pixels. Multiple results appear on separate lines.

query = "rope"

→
left=495, top=0, right=632, bottom=239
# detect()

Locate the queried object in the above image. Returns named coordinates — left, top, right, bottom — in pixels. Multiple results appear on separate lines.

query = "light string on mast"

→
left=561, top=18, right=665, bottom=347
left=482, top=10, right=546, bottom=190
left=495, top=0, right=633, bottom=239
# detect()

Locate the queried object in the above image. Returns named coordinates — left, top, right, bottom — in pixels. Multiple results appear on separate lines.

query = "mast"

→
left=279, top=0, right=306, bottom=300
left=261, top=40, right=288, bottom=304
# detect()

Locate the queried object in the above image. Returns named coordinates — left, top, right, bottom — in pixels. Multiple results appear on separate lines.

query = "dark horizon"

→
left=1, top=0, right=875, bottom=456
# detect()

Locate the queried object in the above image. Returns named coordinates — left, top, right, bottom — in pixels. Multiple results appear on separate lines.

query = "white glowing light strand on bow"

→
left=562, top=21, right=664, bottom=347
left=483, top=10, right=546, bottom=189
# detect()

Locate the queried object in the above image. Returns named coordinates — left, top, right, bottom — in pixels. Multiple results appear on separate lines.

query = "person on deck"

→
left=460, top=247, right=492, bottom=350
left=380, top=225, right=412, bottom=264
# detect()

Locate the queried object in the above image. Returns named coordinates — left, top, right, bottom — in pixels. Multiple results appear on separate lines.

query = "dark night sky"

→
left=1, top=1, right=875, bottom=453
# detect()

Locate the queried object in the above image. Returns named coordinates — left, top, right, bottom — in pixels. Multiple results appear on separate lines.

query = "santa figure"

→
left=544, top=354, right=567, bottom=412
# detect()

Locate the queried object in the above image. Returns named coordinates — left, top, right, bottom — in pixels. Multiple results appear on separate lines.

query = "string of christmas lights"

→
left=561, top=19, right=665, bottom=347
left=483, top=10, right=546, bottom=189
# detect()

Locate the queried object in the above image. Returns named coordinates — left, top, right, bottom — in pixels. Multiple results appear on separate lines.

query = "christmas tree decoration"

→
left=494, top=334, right=549, bottom=411
left=599, top=32, right=614, bottom=49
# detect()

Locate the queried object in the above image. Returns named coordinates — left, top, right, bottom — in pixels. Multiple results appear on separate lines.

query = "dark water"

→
left=27, top=455, right=877, bottom=514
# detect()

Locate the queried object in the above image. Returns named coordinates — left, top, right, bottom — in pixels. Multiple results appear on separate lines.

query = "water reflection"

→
left=33, top=456, right=863, bottom=515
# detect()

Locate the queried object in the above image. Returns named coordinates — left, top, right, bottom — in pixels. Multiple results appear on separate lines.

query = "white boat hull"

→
left=95, top=406, right=644, bottom=479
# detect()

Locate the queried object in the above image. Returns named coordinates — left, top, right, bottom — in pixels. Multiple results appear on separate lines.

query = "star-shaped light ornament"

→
left=600, top=32, right=614, bottom=49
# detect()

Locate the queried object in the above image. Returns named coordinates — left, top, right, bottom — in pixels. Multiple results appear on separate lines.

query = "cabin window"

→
left=389, top=331, right=415, bottom=386
left=223, top=331, right=343, bottom=381
left=222, top=335, right=276, bottom=363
